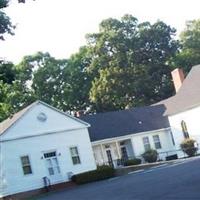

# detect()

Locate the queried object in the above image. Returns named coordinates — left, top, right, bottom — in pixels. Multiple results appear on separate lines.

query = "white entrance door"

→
left=44, top=151, right=62, bottom=183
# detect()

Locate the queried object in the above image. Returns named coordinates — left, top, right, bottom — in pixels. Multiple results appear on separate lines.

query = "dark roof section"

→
left=155, top=64, right=200, bottom=116
left=80, top=105, right=170, bottom=142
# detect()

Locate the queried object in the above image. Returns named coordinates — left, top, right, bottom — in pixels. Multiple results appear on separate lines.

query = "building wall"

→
left=132, top=129, right=175, bottom=159
left=92, top=129, right=175, bottom=166
left=169, top=106, right=200, bottom=156
left=0, top=129, right=96, bottom=197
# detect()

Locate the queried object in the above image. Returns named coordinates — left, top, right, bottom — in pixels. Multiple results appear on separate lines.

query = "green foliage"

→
left=142, top=149, right=158, bottom=163
left=0, top=0, right=34, bottom=40
left=180, top=138, right=198, bottom=157
left=0, top=60, right=16, bottom=84
left=64, top=46, right=93, bottom=111
left=90, top=65, right=148, bottom=111
left=124, top=158, right=141, bottom=166
left=173, top=19, right=200, bottom=73
left=0, top=0, right=15, bottom=40
left=88, top=15, right=179, bottom=111
left=71, top=165, right=115, bottom=184
left=0, top=15, right=199, bottom=122
left=0, top=81, right=12, bottom=121
left=15, top=50, right=92, bottom=112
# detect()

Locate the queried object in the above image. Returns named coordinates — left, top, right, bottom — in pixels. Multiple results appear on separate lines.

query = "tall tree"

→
left=173, top=19, right=200, bottom=73
left=18, top=50, right=92, bottom=112
left=0, top=0, right=34, bottom=40
left=66, top=46, right=93, bottom=112
left=0, top=60, right=16, bottom=84
left=0, top=0, right=15, bottom=40
left=87, top=15, right=179, bottom=111
left=90, top=65, right=149, bottom=112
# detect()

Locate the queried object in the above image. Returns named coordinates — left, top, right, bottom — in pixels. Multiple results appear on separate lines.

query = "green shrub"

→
left=124, top=158, right=142, bottom=166
left=180, top=138, right=198, bottom=157
left=142, top=149, right=158, bottom=163
left=71, top=165, right=115, bottom=184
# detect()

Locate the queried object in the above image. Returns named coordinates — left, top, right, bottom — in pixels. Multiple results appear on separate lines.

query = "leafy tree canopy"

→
left=87, top=15, right=179, bottom=111
left=1, top=14, right=200, bottom=122
left=173, top=19, right=200, bottom=73
left=0, top=0, right=15, bottom=40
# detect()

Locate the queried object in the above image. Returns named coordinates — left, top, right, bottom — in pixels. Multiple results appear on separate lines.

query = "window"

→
left=153, top=135, right=162, bottom=149
left=181, top=120, right=189, bottom=138
left=143, top=137, right=151, bottom=151
left=121, top=146, right=128, bottom=160
left=70, top=147, right=81, bottom=165
left=20, top=156, right=32, bottom=175
left=44, top=151, right=56, bottom=158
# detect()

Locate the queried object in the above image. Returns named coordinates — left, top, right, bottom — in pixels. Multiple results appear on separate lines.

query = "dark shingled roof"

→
left=80, top=105, right=170, bottom=142
left=155, top=64, right=200, bottom=116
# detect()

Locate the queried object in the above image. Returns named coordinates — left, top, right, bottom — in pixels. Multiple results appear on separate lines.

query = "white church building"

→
left=0, top=102, right=96, bottom=198
left=0, top=64, right=200, bottom=198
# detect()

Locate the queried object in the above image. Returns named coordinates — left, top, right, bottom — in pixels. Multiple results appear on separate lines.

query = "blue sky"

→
left=1, top=0, right=200, bottom=63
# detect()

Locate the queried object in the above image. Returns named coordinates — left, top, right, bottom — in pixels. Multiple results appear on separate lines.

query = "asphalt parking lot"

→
left=37, top=157, right=200, bottom=200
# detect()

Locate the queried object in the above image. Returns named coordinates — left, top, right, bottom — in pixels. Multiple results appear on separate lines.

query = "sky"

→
left=0, top=0, right=200, bottom=63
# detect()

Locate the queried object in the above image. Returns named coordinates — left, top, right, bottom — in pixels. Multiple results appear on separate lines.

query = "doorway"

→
left=106, top=149, right=113, bottom=167
left=43, top=151, right=61, bottom=183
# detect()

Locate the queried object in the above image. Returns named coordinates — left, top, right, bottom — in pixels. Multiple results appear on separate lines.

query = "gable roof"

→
left=0, top=101, right=89, bottom=135
left=155, top=64, right=200, bottom=116
left=0, top=102, right=37, bottom=135
left=80, top=104, right=169, bottom=142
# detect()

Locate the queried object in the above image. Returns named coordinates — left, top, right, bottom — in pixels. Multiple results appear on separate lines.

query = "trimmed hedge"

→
left=142, top=149, right=158, bottom=163
left=124, top=158, right=142, bottom=166
left=180, top=138, right=198, bottom=157
left=71, top=165, right=115, bottom=184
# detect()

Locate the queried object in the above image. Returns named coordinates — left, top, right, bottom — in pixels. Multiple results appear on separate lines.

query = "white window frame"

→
left=70, top=146, right=81, bottom=165
left=153, top=135, right=162, bottom=149
left=142, top=136, right=151, bottom=151
left=20, top=155, right=33, bottom=176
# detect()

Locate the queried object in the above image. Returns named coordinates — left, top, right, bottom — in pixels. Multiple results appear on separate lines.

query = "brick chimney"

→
left=171, top=68, right=185, bottom=93
left=75, top=110, right=84, bottom=118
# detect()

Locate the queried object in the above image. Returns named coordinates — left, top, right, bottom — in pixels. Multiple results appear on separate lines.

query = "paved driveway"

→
left=37, top=157, right=200, bottom=200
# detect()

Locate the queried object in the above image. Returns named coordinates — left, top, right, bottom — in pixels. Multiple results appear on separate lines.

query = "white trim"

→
left=100, top=144, right=105, bottom=163
left=115, top=141, right=121, bottom=158
left=0, top=127, right=88, bottom=142
left=91, top=128, right=171, bottom=146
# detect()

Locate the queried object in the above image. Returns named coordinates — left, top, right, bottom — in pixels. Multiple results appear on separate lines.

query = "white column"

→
left=130, top=138, right=136, bottom=157
left=100, top=144, right=105, bottom=163
left=115, top=141, right=121, bottom=159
